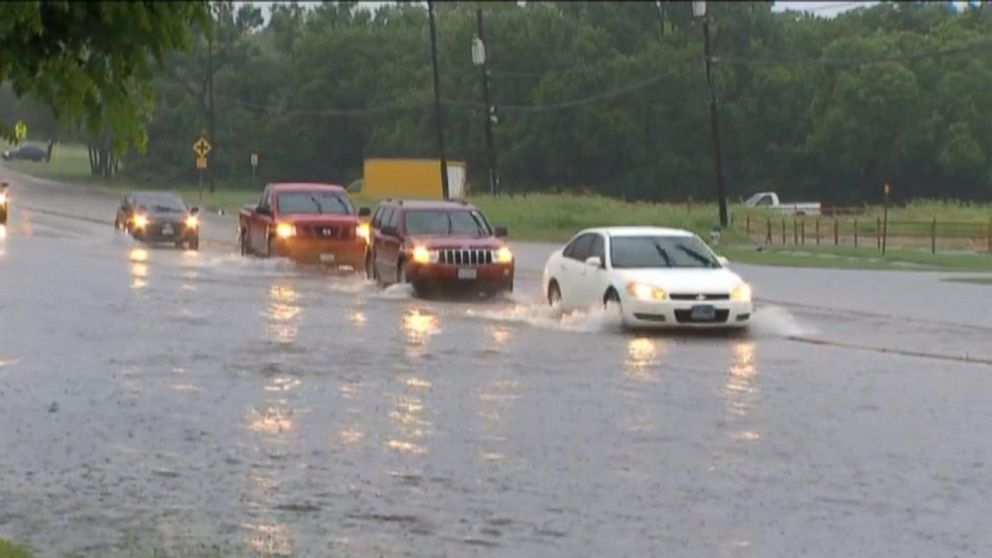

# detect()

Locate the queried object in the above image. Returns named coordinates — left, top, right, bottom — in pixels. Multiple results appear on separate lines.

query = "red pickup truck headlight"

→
left=275, top=223, right=296, bottom=238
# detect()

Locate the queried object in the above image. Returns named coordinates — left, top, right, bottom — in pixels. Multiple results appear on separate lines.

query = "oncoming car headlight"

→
left=626, top=282, right=666, bottom=301
left=412, top=245, right=438, bottom=264
left=0, top=192, right=7, bottom=204
left=494, top=246, right=513, bottom=264
left=185, top=215, right=199, bottom=228
left=731, top=282, right=752, bottom=302
left=132, top=214, right=149, bottom=228
left=275, top=223, right=296, bottom=238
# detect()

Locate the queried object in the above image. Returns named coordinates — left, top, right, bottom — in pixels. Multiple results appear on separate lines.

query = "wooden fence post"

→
left=854, top=218, right=859, bottom=247
left=931, top=218, right=937, bottom=255
left=746, top=215, right=751, bottom=236
left=815, top=219, right=820, bottom=246
left=793, top=218, right=799, bottom=245
left=781, top=219, right=786, bottom=244
left=876, top=217, right=881, bottom=250
left=833, top=218, right=839, bottom=245
left=801, top=219, right=806, bottom=245
left=766, top=218, right=772, bottom=244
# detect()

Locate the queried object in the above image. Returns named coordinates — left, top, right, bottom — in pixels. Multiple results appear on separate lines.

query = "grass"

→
left=5, top=142, right=991, bottom=271
left=722, top=244, right=992, bottom=271
left=942, top=276, right=992, bottom=285
left=3, top=142, right=258, bottom=212
left=0, top=539, right=31, bottom=558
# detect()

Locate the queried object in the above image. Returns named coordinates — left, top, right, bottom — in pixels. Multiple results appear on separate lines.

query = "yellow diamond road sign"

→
left=14, top=121, right=27, bottom=141
left=193, top=136, right=212, bottom=158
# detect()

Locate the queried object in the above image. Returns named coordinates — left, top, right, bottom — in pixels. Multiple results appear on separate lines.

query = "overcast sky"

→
left=246, top=1, right=886, bottom=21
left=245, top=2, right=977, bottom=23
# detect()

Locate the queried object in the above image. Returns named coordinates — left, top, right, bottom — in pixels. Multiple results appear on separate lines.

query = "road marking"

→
left=786, top=335, right=992, bottom=366
left=758, top=297, right=992, bottom=334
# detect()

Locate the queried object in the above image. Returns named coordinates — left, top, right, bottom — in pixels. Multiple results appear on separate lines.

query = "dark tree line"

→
left=16, top=1, right=992, bottom=204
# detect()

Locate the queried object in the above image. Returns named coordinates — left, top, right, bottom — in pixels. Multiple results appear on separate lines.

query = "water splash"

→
left=374, top=283, right=415, bottom=300
left=465, top=301, right=623, bottom=334
left=749, top=304, right=814, bottom=337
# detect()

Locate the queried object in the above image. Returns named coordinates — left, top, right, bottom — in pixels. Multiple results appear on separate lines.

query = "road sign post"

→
left=882, top=182, right=890, bottom=256
left=13, top=121, right=27, bottom=144
left=250, top=153, right=259, bottom=190
left=192, top=137, right=212, bottom=203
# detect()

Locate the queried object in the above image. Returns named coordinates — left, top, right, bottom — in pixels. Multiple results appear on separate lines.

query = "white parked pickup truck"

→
left=744, top=192, right=821, bottom=216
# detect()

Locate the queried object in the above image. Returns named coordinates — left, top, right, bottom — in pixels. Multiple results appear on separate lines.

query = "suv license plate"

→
left=162, top=224, right=174, bottom=235
left=320, top=253, right=336, bottom=263
left=457, top=268, right=477, bottom=280
left=690, top=305, right=716, bottom=321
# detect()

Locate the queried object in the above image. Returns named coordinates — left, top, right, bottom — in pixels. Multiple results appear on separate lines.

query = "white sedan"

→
left=541, top=227, right=753, bottom=329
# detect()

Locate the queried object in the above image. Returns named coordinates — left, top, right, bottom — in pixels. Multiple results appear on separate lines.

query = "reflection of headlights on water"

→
left=494, top=246, right=513, bottom=264
left=412, top=245, right=438, bottom=264
left=731, top=282, right=752, bottom=302
left=626, top=282, right=667, bottom=301
left=275, top=223, right=296, bottom=238
left=132, top=214, right=149, bottom=228
left=185, top=215, right=199, bottom=228
left=356, top=223, right=370, bottom=243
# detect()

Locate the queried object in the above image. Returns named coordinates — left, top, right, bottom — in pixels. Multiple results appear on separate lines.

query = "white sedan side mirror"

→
left=717, top=256, right=729, bottom=266
left=585, top=256, right=603, bottom=268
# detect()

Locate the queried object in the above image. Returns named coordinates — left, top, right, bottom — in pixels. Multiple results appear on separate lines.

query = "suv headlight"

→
left=0, top=192, right=7, bottom=204
left=132, top=214, right=149, bottom=228
left=412, top=245, right=438, bottom=264
left=626, top=282, right=666, bottom=301
left=185, top=215, right=199, bottom=228
left=731, top=282, right=752, bottom=301
left=494, top=246, right=513, bottom=264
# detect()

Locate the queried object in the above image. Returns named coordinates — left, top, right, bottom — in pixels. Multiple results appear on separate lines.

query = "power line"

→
left=715, top=40, right=992, bottom=67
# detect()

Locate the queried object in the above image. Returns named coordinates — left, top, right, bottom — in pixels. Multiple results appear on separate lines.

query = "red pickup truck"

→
left=239, top=182, right=371, bottom=268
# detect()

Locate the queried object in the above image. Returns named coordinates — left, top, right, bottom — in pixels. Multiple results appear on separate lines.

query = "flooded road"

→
left=1, top=174, right=992, bottom=557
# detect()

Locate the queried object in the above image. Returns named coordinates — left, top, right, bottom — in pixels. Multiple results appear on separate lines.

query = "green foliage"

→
left=0, top=1, right=210, bottom=152
left=13, top=1, right=992, bottom=203
left=0, top=538, right=31, bottom=558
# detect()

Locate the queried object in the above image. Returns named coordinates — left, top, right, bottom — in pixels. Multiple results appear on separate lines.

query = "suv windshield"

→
left=610, top=235, right=721, bottom=269
left=404, top=210, right=490, bottom=236
left=136, top=195, right=186, bottom=213
left=278, top=191, right=353, bottom=215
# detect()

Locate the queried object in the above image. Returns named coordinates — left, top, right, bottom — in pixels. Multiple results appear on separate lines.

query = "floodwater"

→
left=1, top=171, right=991, bottom=557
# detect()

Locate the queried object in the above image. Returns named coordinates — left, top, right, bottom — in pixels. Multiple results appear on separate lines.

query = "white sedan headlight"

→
left=731, top=282, right=752, bottom=301
left=626, top=282, right=667, bottom=301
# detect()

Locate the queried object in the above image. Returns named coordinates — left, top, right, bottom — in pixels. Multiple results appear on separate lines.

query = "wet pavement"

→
left=1, top=169, right=992, bottom=557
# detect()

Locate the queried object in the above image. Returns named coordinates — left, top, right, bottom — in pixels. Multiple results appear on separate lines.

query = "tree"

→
left=0, top=2, right=210, bottom=152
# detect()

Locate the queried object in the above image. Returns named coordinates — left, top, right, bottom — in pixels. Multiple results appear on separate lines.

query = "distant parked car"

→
left=115, top=191, right=200, bottom=250
left=2, top=145, right=47, bottom=162
left=744, top=191, right=821, bottom=216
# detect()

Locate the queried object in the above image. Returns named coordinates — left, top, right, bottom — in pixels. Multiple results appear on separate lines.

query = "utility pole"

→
left=473, top=9, right=500, bottom=196
left=428, top=1, right=450, bottom=200
left=207, top=34, right=216, bottom=194
left=692, top=1, right=728, bottom=229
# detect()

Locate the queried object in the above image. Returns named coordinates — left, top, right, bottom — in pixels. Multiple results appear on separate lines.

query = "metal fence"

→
left=737, top=214, right=992, bottom=255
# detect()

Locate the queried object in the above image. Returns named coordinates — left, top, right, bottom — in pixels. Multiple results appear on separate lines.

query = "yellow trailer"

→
left=362, top=158, right=466, bottom=200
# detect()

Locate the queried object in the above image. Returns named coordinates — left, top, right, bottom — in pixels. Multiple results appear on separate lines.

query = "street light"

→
left=427, top=1, right=450, bottom=200
left=472, top=9, right=500, bottom=196
left=692, top=0, right=729, bottom=228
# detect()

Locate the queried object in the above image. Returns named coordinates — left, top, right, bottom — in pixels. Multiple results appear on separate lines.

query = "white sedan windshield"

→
left=610, top=236, right=720, bottom=269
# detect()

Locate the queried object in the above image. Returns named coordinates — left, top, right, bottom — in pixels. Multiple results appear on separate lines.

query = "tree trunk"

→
left=46, top=138, right=55, bottom=162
